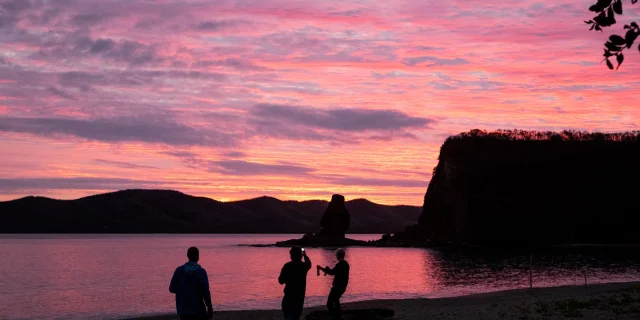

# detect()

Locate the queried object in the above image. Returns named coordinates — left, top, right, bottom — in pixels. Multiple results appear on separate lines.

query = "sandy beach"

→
left=126, top=281, right=640, bottom=319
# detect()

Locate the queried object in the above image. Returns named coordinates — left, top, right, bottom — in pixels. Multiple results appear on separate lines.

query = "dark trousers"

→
left=282, top=295, right=304, bottom=320
left=327, top=287, right=346, bottom=319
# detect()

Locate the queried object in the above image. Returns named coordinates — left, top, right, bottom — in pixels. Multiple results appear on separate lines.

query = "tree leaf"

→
left=633, top=0, right=638, bottom=4
left=607, top=7, right=616, bottom=25
left=605, top=41, right=621, bottom=51
left=585, top=20, right=594, bottom=24
left=597, top=0, right=613, bottom=7
left=613, top=0, right=623, bottom=14
left=594, top=12, right=608, bottom=25
left=610, top=35, right=626, bottom=45
left=625, top=30, right=638, bottom=48
left=631, top=22, right=639, bottom=29
left=638, top=43, right=640, bottom=53
left=606, top=58, right=614, bottom=69
left=596, top=25, right=602, bottom=31
left=589, top=4, right=603, bottom=11
left=616, top=53, right=624, bottom=69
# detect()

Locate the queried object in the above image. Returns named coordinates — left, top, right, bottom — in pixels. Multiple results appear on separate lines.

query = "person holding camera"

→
left=317, top=248, right=350, bottom=320
left=278, top=246, right=312, bottom=320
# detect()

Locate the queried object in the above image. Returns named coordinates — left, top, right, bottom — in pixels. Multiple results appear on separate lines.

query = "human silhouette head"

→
left=187, top=247, right=199, bottom=262
left=290, top=246, right=302, bottom=261
left=336, top=248, right=345, bottom=261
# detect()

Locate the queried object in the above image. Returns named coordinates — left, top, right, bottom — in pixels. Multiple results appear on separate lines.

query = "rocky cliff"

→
left=413, top=129, right=640, bottom=247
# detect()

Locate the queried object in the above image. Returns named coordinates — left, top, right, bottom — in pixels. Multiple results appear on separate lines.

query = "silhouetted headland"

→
left=382, top=129, right=640, bottom=248
left=0, top=190, right=420, bottom=234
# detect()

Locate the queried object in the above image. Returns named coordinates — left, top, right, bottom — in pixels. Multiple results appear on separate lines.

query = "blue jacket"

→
left=169, top=262, right=213, bottom=315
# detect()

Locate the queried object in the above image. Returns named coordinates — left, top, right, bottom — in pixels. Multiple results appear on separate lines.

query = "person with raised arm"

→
left=279, top=247, right=312, bottom=320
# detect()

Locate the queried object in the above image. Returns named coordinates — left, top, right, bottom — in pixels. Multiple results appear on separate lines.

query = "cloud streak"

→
left=324, top=176, right=428, bottom=188
left=252, top=104, right=434, bottom=132
left=0, top=117, right=236, bottom=147
left=0, top=177, right=163, bottom=192
left=93, top=159, right=159, bottom=170
left=209, top=160, right=315, bottom=176
left=403, top=56, right=470, bottom=66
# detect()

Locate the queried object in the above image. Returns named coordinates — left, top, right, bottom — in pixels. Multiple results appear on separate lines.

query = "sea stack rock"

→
left=275, top=194, right=367, bottom=247
left=317, top=194, right=350, bottom=239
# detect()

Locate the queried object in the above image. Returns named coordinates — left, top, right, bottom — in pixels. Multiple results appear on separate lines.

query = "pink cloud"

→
left=0, top=0, right=639, bottom=205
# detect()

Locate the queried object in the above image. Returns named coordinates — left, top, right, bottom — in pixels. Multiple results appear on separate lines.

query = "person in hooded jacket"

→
left=170, top=247, right=213, bottom=320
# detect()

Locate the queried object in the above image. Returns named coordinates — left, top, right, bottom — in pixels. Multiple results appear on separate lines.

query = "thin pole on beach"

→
left=584, top=269, right=588, bottom=293
left=529, top=253, right=533, bottom=289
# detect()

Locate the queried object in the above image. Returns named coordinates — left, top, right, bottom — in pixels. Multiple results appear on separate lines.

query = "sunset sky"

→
left=1, top=0, right=639, bottom=205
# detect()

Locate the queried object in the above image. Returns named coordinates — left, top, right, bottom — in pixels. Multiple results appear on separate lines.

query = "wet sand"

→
left=126, top=281, right=640, bottom=319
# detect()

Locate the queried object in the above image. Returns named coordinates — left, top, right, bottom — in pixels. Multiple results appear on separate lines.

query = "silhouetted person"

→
left=278, top=247, right=312, bottom=320
left=317, top=248, right=349, bottom=320
left=169, top=247, right=213, bottom=320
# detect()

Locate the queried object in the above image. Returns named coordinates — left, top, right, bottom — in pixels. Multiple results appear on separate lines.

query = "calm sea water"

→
left=1, top=234, right=640, bottom=320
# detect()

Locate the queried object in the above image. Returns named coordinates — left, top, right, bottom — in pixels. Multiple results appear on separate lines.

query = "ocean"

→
left=1, top=234, right=640, bottom=320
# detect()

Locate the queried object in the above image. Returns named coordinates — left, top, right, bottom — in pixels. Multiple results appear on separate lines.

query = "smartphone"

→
left=301, top=248, right=305, bottom=254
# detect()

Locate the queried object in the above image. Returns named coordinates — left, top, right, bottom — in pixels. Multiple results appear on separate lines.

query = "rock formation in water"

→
left=276, top=194, right=367, bottom=247
left=317, top=194, right=350, bottom=238
left=390, top=129, right=640, bottom=247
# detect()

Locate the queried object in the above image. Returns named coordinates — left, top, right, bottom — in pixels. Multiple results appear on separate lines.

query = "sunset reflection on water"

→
left=2, top=234, right=640, bottom=320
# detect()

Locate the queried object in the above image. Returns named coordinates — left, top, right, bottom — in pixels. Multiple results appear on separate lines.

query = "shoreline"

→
left=244, top=242, right=640, bottom=249
left=124, top=281, right=640, bottom=320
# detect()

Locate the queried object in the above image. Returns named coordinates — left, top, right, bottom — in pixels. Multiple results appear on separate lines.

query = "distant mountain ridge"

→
left=0, top=189, right=421, bottom=234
